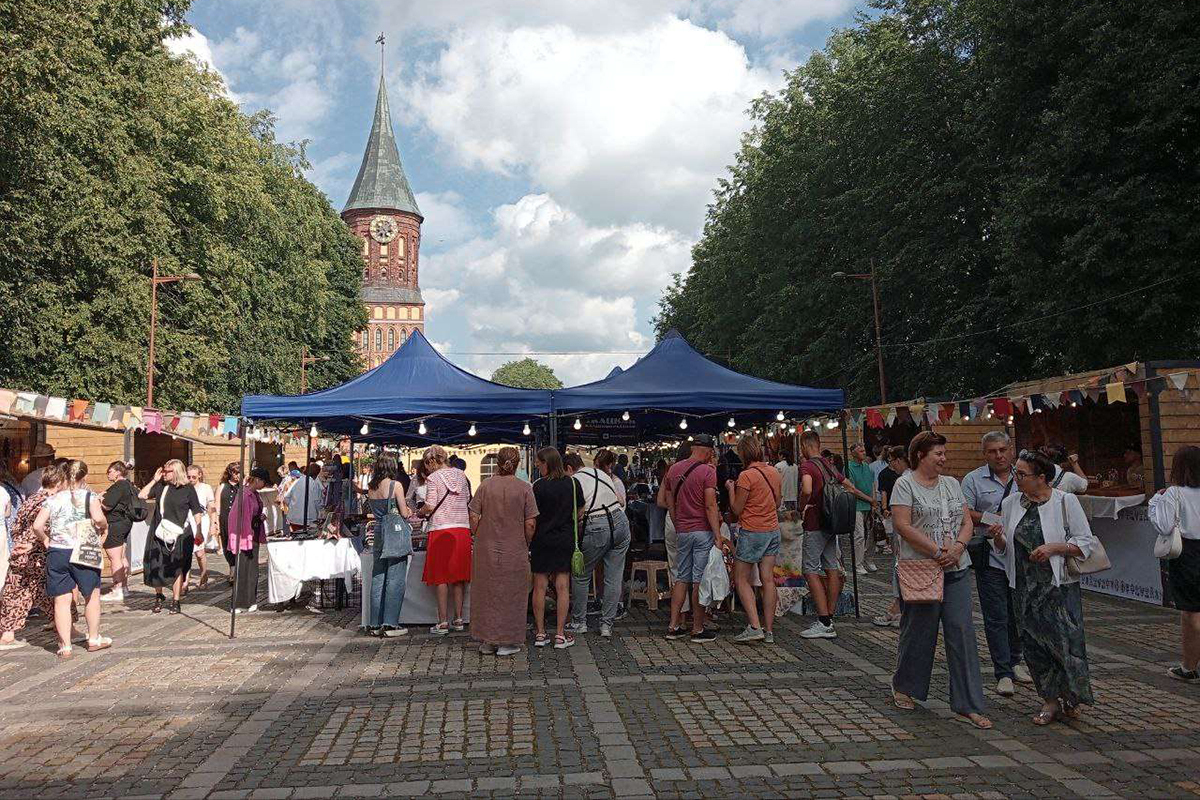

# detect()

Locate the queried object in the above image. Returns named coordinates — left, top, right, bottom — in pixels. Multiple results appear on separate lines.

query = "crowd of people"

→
left=2, top=429, right=1198, bottom=730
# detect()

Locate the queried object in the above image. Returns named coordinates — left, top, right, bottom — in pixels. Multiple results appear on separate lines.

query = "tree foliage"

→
left=655, top=0, right=1200, bottom=406
left=0, top=0, right=367, bottom=412
left=490, top=358, right=563, bottom=389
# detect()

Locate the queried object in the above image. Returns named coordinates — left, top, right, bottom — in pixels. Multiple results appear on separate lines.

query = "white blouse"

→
left=1149, top=485, right=1200, bottom=541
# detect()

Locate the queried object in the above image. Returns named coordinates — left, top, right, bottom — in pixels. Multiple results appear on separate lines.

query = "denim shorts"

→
left=46, top=547, right=101, bottom=598
left=735, top=529, right=781, bottom=564
left=802, top=529, right=841, bottom=575
left=675, top=530, right=714, bottom=583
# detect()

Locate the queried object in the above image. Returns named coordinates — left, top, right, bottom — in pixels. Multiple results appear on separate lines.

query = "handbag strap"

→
left=750, top=466, right=779, bottom=506
left=571, top=477, right=580, bottom=548
left=672, top=461, right=703, bottom=500
left=426, top=476, right=453, bottom=518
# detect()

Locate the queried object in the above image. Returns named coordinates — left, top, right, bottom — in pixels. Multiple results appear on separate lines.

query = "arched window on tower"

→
left=388, top=328, right=395, bottom=351
left=381, top=265, right=388, bottom=280
left=374, top=328, right=382, bottom=351
left=400, top=328, right=408, bottom=346
left=360, top=330, right=368, bottom=350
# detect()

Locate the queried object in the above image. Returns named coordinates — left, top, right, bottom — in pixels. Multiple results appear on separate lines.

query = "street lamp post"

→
left=147, top=258, right=201, bottom=408
left=299, top=346, right=328, bottom=394
left=833, top=261, right=887, bottom=404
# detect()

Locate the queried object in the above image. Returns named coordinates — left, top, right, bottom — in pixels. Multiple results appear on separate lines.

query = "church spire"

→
left=343, top=46, right=421, bottom=218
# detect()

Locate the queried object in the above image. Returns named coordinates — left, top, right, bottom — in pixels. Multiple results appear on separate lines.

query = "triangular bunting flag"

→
left=0, top=390, right=14, bottom=413
left=92, top=402, right=112, bottom=425
left=1044, top=393, right=1060, bottom=409
left=178, top=412, right=195, bottom=433
left=15, top=392, right=36, bottom=413
left=992, top=398, right=1012, bottom=418
left=209, top=414, right=221, bottom=432
left=885, top=407, right=897, bottom=427
left=167, top=414, right=180, bottom=431
left=45, top=397, right=67, bottom=420
left=144, top=410, right=162, bottom=433
left=866, top=409, right=885, bottom=429
left=950, top=404, right=963, bottom=424
left=223, top=415, right=239, bottom=435
left=958, top=401, right=971, bottom=422
left=939, top=403, right=954, bottom=423
left=1169, top=372, right=1190, bottom=391
left=33, top=395, right=50, bottom=416
left=1130, top=381, right=1146, bottom=400
left=1085, top=387, right=1101, bottom=402
left=69, top=399, right=89, bottom=421
left=925, top=409, right=939, bottom=427
left=1030, top=394, right=1046, bottom=413
left=1105, top=382, right=1126, bottom=404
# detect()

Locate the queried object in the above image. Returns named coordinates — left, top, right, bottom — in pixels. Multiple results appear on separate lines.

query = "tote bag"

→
left=68, top=491, right=104, bottom=570
left=378, top=483, right=413, bottom=560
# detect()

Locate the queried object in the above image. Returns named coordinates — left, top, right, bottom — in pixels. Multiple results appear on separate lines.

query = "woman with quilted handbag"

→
left=993, top=450, right=1097, bottom=725
left=31, top=459, right=110, bottom=659
left=890, top=432, right=991, bottom=729
left=1148, top=444, right=1200, bottom=683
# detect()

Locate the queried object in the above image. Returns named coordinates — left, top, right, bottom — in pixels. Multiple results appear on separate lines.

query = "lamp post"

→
left=833, top=260, right=887, bottom=404
left=147, top=258, right=201, bottom=408
left=299, top=346, right=328, bottom=394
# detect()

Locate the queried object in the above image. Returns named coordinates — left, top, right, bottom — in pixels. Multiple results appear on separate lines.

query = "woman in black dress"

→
left=100, top=460, right=137, bottom=602
left=215, top=462, right=242, bottom=582
left=139, top=459, right=203, bottom=614
left=530, top=447, right=584, bottom=650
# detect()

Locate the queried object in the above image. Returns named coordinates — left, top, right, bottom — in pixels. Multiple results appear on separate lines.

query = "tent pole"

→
left=840, top=409, right=859, bottom=619
left=229, top=418, right=248, bottom=639
left=303, top=428, right=312, bottom=531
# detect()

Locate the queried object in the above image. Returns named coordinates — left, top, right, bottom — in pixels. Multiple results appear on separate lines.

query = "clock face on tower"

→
left=369, top=215, right=398, bottom=243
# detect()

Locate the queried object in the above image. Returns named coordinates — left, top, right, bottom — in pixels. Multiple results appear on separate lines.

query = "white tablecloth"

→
left=359, top=550, right=472, bottom=626
left=1076, top=493, right=1147, bottom=520
left=266, top=538, right=361, bottom=604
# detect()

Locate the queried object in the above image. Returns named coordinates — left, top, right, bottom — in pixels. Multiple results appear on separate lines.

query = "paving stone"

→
left=650, top=768, right=687, bottom=781
left=822, top=761, right=870, bottom=775
left=772, top=763, right=824, bottom=777
left=728, top=765, right=772, bottom=778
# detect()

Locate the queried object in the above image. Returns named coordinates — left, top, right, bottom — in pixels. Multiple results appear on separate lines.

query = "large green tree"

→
left=656, top=0, right=1200, bottom=406
left=0, top=0, right=367, bottom=412
left=490, top=358, right=563, bottom=389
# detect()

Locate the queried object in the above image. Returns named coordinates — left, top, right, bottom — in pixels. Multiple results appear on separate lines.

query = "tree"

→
left=0, top=0, right=367, bottom=411
left=490, top=358, right=563, bottom=389
left=655, top=0, right=1200, bottom=406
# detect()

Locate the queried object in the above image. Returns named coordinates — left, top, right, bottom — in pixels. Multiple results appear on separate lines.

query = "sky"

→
left=172, top=0, right=863, bottom=385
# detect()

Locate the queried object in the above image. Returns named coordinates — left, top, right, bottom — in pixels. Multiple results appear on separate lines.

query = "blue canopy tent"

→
left=241, top=330, right=552, bottom=444
left=552, top=330, right=843, bottom=444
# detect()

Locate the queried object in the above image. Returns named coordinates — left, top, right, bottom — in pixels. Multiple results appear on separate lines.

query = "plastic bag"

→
left=698, top=544, right=730, bottom=606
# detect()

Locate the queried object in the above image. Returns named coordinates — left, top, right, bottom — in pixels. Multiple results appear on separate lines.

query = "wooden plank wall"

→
left=1152, top=383, right=1200, bottom=490
left=932, top=417, right=1005, bottom=481
left=43, top=424, right=126, bottom=494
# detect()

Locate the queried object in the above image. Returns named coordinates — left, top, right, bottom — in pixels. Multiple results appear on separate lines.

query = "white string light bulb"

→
left=728, top=417, right=735, bottom=428
left=418, top=421, right=427, bottom=435
left=621, top=411, right=630, bottom=421
left=679, top=418, right=688, bottom=430
left=573, top=418, right=582, bottom=430
left=776, top=411, right=785, bottom=421
left=522, top=423, right=531, bottom=436
left=468, top=423, right=477, bottom=437
left=309, top=424, right=317, bottom=438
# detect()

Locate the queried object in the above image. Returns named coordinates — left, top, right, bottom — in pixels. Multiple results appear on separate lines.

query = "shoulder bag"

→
left=1062, top=491, right=1111, bottom=577
left=69, top=491, right=104, bottom=570
left=896, top=558, right=944, bottom=603
left=378, top=480, right=413, bottom=560
left=155, top=486, right=185, bottom=544
left=571, top=478, right=586, bottom=577
left=1153, top=488, right=1185, bottom=559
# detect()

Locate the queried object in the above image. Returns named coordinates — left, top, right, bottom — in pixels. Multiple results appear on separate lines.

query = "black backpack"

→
left=809, top=457, right=856, bottom=536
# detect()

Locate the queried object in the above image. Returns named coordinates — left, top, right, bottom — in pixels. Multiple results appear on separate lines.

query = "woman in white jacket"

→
left=990, top=450, right=1097, bottom=725
left=1148, top=445, right=1200, bottom=683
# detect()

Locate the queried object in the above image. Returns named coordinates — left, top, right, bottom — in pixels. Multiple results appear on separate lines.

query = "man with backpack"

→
left=798, top=430, right=877, bottom=639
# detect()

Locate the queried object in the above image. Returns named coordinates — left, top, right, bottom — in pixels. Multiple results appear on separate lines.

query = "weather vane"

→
left=376, top=32, right=386, bottom=72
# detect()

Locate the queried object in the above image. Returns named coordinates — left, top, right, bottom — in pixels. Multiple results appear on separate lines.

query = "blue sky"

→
left=173, top=0, right=862, bottom=384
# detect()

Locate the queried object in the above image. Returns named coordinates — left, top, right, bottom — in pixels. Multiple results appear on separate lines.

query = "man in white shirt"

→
left=282, top=463, right=325, bottom=531
left=774, top=454, right=799, bottom=511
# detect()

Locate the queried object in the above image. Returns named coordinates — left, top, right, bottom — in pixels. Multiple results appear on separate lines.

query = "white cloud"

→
left=422, top=193, right=686, bottom=384
left=307, top=151, right=357, bottom=203
left=403, top=17, right=775, bottom=235
left=415, top=191, right=479, bottom=246
left=165, top=27, right=240, bottom=101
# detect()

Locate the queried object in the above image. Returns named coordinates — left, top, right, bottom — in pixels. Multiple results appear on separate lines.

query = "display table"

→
left=359, top=550, right=472, bottom=626
left=266, top=538, right=361, bottom=604
left=1075, top=494, right=1163, bottom=605
left=1076, top=492, right=1147, bottom=520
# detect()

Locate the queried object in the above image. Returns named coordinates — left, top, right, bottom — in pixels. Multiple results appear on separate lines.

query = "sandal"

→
left=152, top=595, right=163, bottom=614
left=958, top=713, right=994, bottom=730
left=56, top=645, right=73, bottom=660
left=1032, top=709, right=1058, bottom=726
left=198, top=572, right=210, bottom=589
left=87, top=636, right=113, bottom=653
left=533, top=633, right=551, bottom=647
left=892, top=691, right=916, bottom=710
left=450, top=618, right=466, bottom=632
left=1060, top=704, right=1081, bottom=720
left=553, top=634, right=575, bottom=650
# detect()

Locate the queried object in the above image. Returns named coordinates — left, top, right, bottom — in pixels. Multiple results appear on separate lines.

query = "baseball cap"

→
left=691, top=434, right=716, bottom=448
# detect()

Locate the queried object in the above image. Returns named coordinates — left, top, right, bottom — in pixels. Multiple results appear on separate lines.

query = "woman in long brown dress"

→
left=468, top=447, right=538, bottom=656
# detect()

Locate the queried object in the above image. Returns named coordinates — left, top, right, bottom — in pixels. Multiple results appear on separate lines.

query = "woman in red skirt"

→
left=419, top=446, right=473, bottom=634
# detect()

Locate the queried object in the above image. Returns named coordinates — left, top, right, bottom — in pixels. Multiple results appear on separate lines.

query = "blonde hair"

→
left=164, top=458, right=189, bottom=486
left=187, top=464, right=205, bottom=481
left=422, top=445, right=448, bottom=468
left=62, top=458, right=89, bottom=487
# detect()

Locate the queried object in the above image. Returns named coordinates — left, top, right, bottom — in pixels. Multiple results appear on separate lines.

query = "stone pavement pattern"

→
left=1, top=560, right=1199, bottom=799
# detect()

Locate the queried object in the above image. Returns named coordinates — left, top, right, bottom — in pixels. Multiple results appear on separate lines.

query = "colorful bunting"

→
left=92, top=402, right=112, bottom=425
left=866, top=409, right=885, bottom=429
left=69, top=399, right=89, bottom=421
left=1169, top=372, right=1191, bottom=391
left=0, top=390, right=14, bottom=413
left=1105, top=382, right=1126, bottom=404
left=144, top=410, right=162, bottom=433
left=885, top=407, right=897, bottom=427
left=958, top=401, right=972, bottom=422
left=992, top=398, right=1012, bottom=418
left=45, top=397, right=66, bottom=420
left=223, top=415, right=239, bottom=435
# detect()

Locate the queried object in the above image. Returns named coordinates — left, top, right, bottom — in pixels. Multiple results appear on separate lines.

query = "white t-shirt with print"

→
left=889, top=473, right=971, bottom=571
left=44, top=489, right=93, bottom=550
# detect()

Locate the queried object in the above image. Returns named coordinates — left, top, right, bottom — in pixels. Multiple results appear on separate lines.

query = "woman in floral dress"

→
left=0, top=462, right=64, bottom=648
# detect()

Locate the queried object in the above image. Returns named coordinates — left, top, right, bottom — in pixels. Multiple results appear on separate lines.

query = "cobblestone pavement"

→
left=2, top=557, right=1198, bottom=799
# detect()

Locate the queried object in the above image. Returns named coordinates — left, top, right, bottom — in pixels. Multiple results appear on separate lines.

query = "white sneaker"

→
left=800, top=621, right=837, bottom=639
left=246, top=604, right=258, bottom=613
left=599, top=624, right=612, bottom=638
left=855, top=566, right=868, bottom=575
left=866, top=563, right=879, bottom=572
left=479, top=643, right=497, bottom=655
left=496, top=645, right=521, bottom=657
left=1013, top=664, right=1033, bottom=683
left=101, top=589, right=125, bottom=603
left=565, top=622, right=588, bottom=635
left=996, top=677, right=1015, bottom=697
left=383, top=626, right=409, bottom=637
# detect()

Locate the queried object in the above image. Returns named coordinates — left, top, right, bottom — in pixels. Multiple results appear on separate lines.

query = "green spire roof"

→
left=343, top=73, right=421, bottom=218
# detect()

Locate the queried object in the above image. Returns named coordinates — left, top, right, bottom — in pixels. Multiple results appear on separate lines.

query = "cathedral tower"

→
left=342, top=66, right=424, bottom=370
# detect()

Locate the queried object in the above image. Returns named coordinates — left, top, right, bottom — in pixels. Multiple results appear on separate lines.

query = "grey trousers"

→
left=893, top=568, right=986, bottom=715
left=570, top=510, right=631, bottom=627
